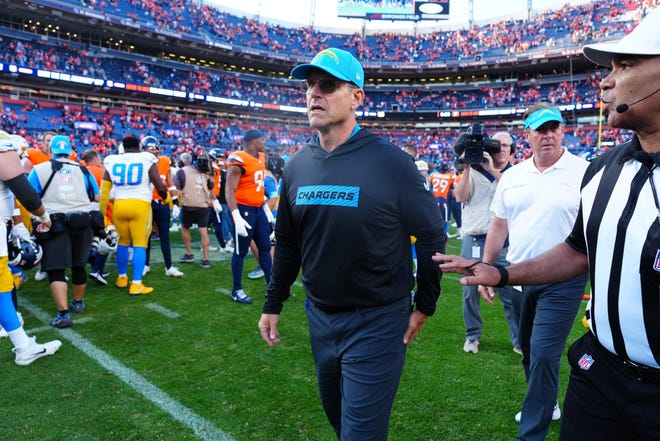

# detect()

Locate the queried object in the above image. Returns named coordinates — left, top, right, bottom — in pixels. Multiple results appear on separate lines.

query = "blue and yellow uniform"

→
left=102, top=149, right=160, bottom=293
left=103, top=151, right=156, bottom=248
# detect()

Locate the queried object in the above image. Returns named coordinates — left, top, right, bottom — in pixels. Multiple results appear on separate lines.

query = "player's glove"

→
left=263, top=203, right=276, bottom=230
left=231, top=209, right=252, bottom=237
left=11, top=222, right=32, bottom=242
left=212, top=199, right=222, bottom=222
left=172, top=204, right=181, bottom=220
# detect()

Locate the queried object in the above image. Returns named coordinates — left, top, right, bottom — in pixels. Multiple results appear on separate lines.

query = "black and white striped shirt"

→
left=567, top=136, right=660, bottom=369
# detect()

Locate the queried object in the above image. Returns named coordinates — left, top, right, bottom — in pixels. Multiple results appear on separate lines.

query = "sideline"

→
left=18, top=297, right=236, bottom=441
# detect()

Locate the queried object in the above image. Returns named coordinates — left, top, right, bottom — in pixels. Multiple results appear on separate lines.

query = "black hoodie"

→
left=264, top=129, right=446, bottom=316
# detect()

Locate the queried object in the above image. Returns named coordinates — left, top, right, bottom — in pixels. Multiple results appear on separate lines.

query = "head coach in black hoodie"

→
left=258, top=47, right=446, bottom=440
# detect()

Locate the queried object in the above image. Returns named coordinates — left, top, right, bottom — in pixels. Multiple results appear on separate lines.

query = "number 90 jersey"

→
left=103, top=151, right=157, bottom=202
left=227, top=151, right=266, bottom=207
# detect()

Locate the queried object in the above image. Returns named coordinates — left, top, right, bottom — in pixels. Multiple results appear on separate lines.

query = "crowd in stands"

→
left=74, top=0, right=655, bottom=63
left=0, top=95, right=633, bottom=169
left=2, top=0, right=655, bottom=118
left=0, top=0, right=645, bottom=167
left=363, top=73, right=603, bottom=112
left=0, top=34, right=603, bottom=112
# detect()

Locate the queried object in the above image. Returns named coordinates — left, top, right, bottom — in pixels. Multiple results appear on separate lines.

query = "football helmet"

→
left=0, top=130, right=16, bottom=152
left=8, top=236, right=43, bottom=269
left=208, top=148, right=223, bottom=161
left=98, top=225, right=118, bottom=255
left=10, top=134, right=29, bottom=157
left=140, top=136, right=160, bottom=152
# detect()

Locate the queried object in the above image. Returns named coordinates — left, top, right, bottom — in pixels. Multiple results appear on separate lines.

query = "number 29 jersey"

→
left=103, top=151, right=157, bottom=202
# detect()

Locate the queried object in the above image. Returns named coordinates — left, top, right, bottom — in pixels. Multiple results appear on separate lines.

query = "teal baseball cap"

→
left=50, top=135, right=72, bottom=156
left=524, top=107, right=565, bottom=130
left=291, top=48, right=364, bottom=89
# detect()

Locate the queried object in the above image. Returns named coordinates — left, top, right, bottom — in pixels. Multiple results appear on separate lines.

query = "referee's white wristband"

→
left=12, top=208, right=21, bottom=217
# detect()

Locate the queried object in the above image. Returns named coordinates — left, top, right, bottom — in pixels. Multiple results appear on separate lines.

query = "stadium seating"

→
left=0, top=0, right=647, bottom=162
left=0, top=31, right=604, bottom=112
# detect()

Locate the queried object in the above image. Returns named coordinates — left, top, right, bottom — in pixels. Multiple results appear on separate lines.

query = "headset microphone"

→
left=615, top=87, right=660, bottom=113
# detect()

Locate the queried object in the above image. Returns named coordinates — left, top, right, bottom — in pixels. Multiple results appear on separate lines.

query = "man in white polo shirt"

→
left=437, top=9, right=660, bottom=440
left=448, top=102, right=589, bottom=441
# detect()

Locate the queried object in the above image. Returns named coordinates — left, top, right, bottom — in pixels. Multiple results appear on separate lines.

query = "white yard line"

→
left=18, top=297, right=235, bottom=441
left=26, top=316, right=94, bottom=334
left=145, top=303, right=181, bottom=318
left=215, top=288, right=232, bottom=297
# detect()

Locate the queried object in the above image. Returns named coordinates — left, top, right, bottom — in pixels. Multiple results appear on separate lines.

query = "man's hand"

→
left=258, top=313, right=281, bottom=347
left=232, top=209, right=252, bottom=237
left=32, top=211, right=52, bottom=233
left=431, top=253, right=478, bottom=275
left=403, top=310, right=428, bottom=345
left=481, top=152, right=496, bottom=172
left=478, top=285, right=497, bottom=305
left=432, top=253, right=502, bottom=287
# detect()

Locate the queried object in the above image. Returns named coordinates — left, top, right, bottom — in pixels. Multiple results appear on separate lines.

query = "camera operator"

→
left=439, top=103, right=589, bottom=440
left=452, top=125, right=520, bottom=355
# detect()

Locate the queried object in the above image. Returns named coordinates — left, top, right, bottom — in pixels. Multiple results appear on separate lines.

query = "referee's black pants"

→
left=560, top=331, right=660, bottom=441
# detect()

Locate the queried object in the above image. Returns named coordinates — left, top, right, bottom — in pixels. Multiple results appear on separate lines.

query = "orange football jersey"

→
left=24, top=148, right=50, bottom=165
left=227, top=150, right=266, bottom=207
left=430, top=171, right=454, bottom=199
left=152, top=156, right=171, bottom=201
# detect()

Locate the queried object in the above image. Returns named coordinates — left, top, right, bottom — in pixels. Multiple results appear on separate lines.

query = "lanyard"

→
left=649, top=165, right=660, bottom=222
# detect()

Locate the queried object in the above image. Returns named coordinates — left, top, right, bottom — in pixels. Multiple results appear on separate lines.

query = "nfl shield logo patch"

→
left=654, top=250, right=660, bottom=272
left=578, top=353, right=594, bottom=370
left=59, top=169, right=72, bottom=182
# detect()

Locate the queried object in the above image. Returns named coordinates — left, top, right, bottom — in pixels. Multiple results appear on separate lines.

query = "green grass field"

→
left=0, top=231, right=587, bottom=440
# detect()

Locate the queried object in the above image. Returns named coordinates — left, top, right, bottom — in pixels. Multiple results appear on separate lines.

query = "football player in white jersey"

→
left=100, top=135, right=168, bottom=295
left=0, top=131, right=61, bottom=364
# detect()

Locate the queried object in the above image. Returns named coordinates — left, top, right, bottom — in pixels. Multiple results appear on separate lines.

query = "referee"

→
left=435, top=8, right=660, bottom=440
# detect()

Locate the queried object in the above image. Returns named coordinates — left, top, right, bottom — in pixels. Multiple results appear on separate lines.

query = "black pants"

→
left=306, top=296, right=411, bottom=441
left=147, top=201, right=173, bottom=269
left=560, top=332, right=660, bottom=441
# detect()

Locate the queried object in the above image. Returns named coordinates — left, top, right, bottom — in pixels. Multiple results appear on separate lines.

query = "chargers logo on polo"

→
left=654, top=250, right=660, bottom=272
left=296, top=185, right=359, bottom=207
